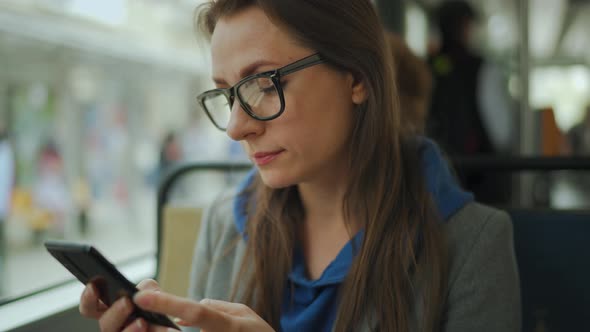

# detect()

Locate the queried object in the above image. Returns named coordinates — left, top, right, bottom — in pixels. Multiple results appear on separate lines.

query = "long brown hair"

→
left=197, top=1, right=448, bottom=331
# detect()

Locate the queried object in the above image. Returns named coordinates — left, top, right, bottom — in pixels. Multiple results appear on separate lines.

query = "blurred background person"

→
left=0, top=123, right=14, bottom=295
left=154, top=131, right=188, bottom=200
left=72, top=176, right=92, bottom=236
left=386, top=31, right=433, bottom=136
left=427, top=0, right=514, bottom=204
left=32, top=141, right=72, bottom=241
left=158, top=131, right=183, bottom=181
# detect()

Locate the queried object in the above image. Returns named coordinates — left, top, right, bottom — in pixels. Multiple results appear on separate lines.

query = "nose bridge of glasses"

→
left=224, top=87, right=235, bottom=108
left=230, top=95, right=243, bottom=113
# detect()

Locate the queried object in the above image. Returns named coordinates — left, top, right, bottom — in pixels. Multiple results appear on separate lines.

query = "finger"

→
left=137, top=279, right=160, bottom=292
left=199, top=299, right=252, bottom=316
left=146, top=324, right=172, bottom=332
left=79, top=284, right=108, bottom=319
left=147, top=326, right=174, bottom=332
left=133, top=291, right=233, bottom=331
left=119, top=318, right=170, bottom=332
left=174, top=300, right=250, bottom=326
left=121, top=318, right=148, bottom=332
left=98, top=297, right=135, bottom=332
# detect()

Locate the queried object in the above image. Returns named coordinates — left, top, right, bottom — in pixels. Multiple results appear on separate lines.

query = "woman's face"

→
left=210, top=6, right=366, bottom=188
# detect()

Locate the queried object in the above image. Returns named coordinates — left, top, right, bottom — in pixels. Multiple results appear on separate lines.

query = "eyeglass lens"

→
left=203, top=76, right=281, bottom=129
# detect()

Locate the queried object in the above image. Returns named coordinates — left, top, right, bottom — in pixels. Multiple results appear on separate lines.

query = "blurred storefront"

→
left=0, top=0, right=235, bottom=300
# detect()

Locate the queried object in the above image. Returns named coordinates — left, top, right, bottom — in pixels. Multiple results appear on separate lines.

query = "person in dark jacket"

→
left=427, top=0, right=512, bottom=204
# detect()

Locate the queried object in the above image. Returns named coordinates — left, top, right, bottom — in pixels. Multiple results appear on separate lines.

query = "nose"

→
left=226, top=101, right=264, bottom=141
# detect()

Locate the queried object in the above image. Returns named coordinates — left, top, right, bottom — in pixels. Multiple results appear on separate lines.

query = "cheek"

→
left=270, top=70, right=356, bottom=160
left=284, top=76, right=354, bottom=130
left=282, top=92, right=354, bottom=155
left=278, top=96, right=324, bottom=145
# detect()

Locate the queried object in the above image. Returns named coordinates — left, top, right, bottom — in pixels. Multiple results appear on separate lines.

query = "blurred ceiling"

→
left=0, top=0, right=209, bottom=77
left=415, top=0, right=590, bottom=63
left=0, top=0, right=589, bottom=71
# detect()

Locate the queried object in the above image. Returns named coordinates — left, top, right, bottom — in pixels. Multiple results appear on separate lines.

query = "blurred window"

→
left=0, top=1, right=233, bottom=304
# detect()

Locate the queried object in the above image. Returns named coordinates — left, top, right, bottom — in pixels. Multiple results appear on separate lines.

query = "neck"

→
left=295, top=152, right=360, bottom=237
left=295, top=172, right=360, bottom=280
left=300, top=183, right=342, bottom=217
left=297, top=176, right=355, bottom=233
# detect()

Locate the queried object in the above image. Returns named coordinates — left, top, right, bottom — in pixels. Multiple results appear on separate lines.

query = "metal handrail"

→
left=155, top=161, right=252, bottom=279
left=452, top=156, right=590, bottom=172
left=154, top=156, right=590, bottom=279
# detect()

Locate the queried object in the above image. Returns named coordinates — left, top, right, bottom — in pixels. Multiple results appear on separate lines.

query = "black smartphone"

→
left=44, top=240, right=180, bottom=330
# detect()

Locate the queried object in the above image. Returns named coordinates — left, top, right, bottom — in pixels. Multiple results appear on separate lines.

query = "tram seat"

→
left=508, top=208, right=590, bottom=332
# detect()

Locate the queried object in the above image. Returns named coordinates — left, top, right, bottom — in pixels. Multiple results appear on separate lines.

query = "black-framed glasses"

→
left=197, top=53, right=326, bottom=131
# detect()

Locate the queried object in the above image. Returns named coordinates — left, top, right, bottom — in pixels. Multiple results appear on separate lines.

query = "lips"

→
left=252, top=150, right=284, bottom=166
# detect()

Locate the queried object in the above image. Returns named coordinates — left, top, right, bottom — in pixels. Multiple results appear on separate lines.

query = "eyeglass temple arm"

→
left=279, top=54, right=325, bottom=77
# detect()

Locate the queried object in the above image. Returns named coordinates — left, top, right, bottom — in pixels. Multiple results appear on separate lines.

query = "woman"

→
left=79, top=1, right=520, bottom=331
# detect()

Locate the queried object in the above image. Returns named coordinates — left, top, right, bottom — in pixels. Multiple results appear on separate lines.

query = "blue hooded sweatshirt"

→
left=232, top=138, right=473, bottom=332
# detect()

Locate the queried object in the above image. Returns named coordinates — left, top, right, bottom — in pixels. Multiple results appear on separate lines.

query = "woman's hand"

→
left=133, top=290, right=275, bottom=332
left=79, top=278, right=164, bottom=332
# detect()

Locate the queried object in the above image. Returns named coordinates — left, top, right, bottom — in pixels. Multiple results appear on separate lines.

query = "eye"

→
left=255, top=78, right=275, bottom=94
left=260, top=86, right=276, bottom=94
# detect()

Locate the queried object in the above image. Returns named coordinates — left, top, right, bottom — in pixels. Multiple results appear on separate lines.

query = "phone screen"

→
left=44, top=240, right=180, bottom=330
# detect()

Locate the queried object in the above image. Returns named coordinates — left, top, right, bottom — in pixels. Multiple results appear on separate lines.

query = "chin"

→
left=257, top=168, right=298, bottom=189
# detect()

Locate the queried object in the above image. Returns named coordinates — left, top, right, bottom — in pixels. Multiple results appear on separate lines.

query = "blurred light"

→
left=530, top=0, right=567, bottom=59
left=405, top=3, right=428, bottom=57
left=486, top=14, right=516, bottom=52
left=571, top=65, right=590, bottom=91
left=476, top=0, right=518, bottom=54
left=531, top=66, right=590, bottom=130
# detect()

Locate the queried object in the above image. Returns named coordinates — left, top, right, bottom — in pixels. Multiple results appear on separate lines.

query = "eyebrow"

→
left=212, top=59, right=279, bottom=86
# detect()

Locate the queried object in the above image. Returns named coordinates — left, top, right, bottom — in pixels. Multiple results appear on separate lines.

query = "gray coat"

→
left=187, top=194, right=521, bottom=332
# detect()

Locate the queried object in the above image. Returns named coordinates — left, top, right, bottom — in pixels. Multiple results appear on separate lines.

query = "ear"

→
left=348, top=73, right=368, bottom=105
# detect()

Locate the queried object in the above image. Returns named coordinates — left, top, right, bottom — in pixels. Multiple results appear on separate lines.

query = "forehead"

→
left=210, top=6, right=309, bottom=80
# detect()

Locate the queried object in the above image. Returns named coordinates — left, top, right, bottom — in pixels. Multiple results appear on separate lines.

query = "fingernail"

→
left=173, top=317, right=190, bottom=326
left=84, top=285, right=94, bottom=298
left=135, top=318, right=145, bottom=330
left=118, top=297, right=130, bottom=309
